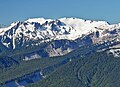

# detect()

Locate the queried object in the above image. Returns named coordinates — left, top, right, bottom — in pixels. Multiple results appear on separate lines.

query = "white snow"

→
left=0, top=17, right=120, bottom=49
left=26, top=18, right=52, bottom=24
left=109, top=49, right=120, bottom=57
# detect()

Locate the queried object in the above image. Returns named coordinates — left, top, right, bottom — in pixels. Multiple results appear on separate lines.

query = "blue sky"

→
left=0, top=0, right=120, bottom=25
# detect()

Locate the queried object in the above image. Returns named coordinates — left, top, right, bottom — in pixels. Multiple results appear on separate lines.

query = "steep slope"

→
left=0, top=17, right=119, bottom=87
left=28, top=51, right=120, bottom=87
left=0, top=18, right=120, bottom=58
left=2, top=42, right=120, bottom=87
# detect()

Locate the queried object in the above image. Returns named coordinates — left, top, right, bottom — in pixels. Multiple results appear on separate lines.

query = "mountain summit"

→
left=0, top=18, right=120, bottom=87
left=0, top=18, right=120, bottom=57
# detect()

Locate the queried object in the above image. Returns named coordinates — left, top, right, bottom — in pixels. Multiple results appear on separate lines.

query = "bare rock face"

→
left=0, top=17, right=120, bottom=57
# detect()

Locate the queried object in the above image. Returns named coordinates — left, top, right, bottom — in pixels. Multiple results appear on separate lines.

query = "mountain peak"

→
left=26, top=18, right=52, bottom=24
left=0, top=17, right=120, bottom=50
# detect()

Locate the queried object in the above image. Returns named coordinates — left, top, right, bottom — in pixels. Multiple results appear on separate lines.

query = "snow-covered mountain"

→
left=0, top=17, right=120, bottom=57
